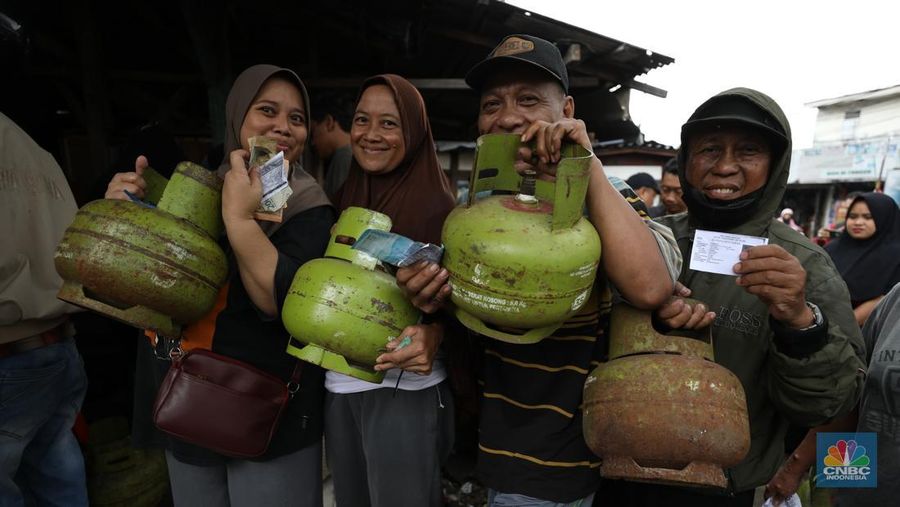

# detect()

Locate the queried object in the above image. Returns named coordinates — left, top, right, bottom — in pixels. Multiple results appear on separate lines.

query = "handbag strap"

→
left=153, top=332, right=183, bottom=361
left=155, top=330, right=304, bottom=396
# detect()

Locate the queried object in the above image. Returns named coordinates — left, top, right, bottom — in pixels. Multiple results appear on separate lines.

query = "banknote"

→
left=247, top=136, right=292, bottom=221
left=352, top=229, right=444, bottom=267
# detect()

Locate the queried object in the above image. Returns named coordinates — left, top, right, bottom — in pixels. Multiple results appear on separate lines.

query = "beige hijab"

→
left=217, top=64, right=332, bottom=236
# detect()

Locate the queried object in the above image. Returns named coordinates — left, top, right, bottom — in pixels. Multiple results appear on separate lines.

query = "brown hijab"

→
left=217, top=64, right=332, bottom=237
left=334, top=74, right=455, bottom=244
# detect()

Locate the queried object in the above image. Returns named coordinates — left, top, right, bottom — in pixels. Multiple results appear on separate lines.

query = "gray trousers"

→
left=324, top=382, right=454, bottom=507
left=165, top=441, right=323, bottom=507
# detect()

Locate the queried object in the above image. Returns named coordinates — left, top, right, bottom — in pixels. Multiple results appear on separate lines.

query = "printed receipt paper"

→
left=689, top=229, right=768, bottom=276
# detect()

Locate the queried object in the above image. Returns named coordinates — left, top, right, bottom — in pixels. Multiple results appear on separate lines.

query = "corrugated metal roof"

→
left=807, top=84, right=900, bottom=108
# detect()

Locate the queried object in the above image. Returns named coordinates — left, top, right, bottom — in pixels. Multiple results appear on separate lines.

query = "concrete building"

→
left=788, top=84, right=900, bottom=235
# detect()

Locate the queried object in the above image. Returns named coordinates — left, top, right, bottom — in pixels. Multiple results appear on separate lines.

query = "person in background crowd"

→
left=825, top=192, right=900, bottom=325
left=829, top=283, right=900, bottom=506
left=622, top=87, right=866, bottom=506
left=816, top=191, right=863, bottom=245
left=655, top=157, right=687, bottom=216
left=309, top=90, right=355, bottom=198
left=395, top=34, right=681, bottom=507
left=768, top=275, right=900, bottom=507
left=1, top=111, right=89, bottom=506
left=106, top=64, right=333, bottom=507
left=766, top=193, right=900, bottom=505
left=626, top=171, right=660, bottom=214
left=780, top=207, right=804, bottom=234
left=326, top=74, right=456, bottom=507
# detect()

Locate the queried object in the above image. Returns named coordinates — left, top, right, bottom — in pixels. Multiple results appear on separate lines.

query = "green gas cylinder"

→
left=54, top=162, right=227, bottom=337
left=441, top=134, right=601, bottom=343
left=282, top=207, right=420, bottom=383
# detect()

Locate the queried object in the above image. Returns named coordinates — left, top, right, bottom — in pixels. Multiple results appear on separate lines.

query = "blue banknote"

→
left=352, top=229, right=444, bottom=267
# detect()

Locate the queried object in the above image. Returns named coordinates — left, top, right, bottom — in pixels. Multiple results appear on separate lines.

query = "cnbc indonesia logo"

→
left=817, top=433, right=877, bottom=488
left=823, top=440, right=869, bottom=477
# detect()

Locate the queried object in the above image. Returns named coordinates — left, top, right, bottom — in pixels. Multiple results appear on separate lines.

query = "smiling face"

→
left=350, top=84, right=406, bottom=175
left=476, top=64, right=573, bottom=135
left=685, top=125, right=772, bottom=201
left=846, top=200, right=877, bottom=240
left=239, top=76, right=307, bottom=163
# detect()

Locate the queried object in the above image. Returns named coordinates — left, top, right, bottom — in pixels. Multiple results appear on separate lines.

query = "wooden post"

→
left=180, top=0, right=231, bottom=145
left=69, top=0, right=111, bottom=204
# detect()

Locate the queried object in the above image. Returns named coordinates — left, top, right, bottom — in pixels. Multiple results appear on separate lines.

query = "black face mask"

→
left=683, top=185, right=767, bottom=229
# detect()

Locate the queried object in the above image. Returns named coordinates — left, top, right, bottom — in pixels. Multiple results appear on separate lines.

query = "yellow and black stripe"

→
left=477, top=292, right=610, bottom=502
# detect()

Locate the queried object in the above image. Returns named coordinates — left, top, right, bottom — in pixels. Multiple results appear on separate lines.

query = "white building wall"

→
left=813, top=97, right=900, bottom=145
left=812, top=108, right=847, bottom=144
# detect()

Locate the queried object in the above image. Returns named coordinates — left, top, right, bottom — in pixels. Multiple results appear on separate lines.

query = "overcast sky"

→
left=509, top=0, right=900, bottom=149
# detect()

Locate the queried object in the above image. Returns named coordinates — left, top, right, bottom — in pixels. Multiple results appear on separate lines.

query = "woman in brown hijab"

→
left=106, top=64, right=332, bottom=506
left=325, top=74, right=456, bottom=507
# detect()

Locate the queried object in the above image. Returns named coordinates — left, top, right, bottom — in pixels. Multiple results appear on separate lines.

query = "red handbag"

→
left=152, top=348, right=302, bottom=458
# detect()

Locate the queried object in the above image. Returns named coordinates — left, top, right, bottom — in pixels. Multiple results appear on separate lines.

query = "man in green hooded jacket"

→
left=606, top=88, right=866, bottom=506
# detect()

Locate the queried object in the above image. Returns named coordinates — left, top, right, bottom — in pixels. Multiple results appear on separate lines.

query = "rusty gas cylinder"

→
left=583, top=303, right=750, bottom=489
left=54, top=162, right=227, bottom=337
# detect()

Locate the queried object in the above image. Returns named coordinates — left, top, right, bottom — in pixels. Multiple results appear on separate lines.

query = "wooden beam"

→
left=626, top=79, right=668, bottom=98
left=410, top=79, right=471, bottom=90
left=31, top=67, right=203, bottom=84
left=305, top=76, right=666, bottom=98
left=570, top=76, right=667, bottom=98
left=307, top=78, right=474, bottom=90
left=429, top=27, right=496, bottom=49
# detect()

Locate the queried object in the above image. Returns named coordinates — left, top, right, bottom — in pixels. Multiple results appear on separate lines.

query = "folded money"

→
left=247, top=136, right=292, bottom=222
left=352, top=229, right=444, bottom=268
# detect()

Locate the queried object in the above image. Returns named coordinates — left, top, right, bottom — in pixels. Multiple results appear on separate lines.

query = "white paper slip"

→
left=258, top=152, right=292, bottom=212
left=689, top=229, right=768, bottom=276
left=259, top=151, right=288, bottom=199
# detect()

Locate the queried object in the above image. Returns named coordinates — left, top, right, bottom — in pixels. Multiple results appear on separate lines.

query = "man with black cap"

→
left=615, top=88, right=866, bottom=505
left=625, top=172, right=660, bottom=212
left=397, top=34, right=682, bottom=506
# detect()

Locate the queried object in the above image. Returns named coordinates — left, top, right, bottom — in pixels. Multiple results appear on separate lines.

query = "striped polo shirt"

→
left=475, top=175, right=681, bottom=502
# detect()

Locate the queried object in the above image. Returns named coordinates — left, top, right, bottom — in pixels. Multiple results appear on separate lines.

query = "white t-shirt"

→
left=325, top=357, right=446, bottom=394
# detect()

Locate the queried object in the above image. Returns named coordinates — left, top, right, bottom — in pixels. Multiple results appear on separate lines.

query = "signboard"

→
left=789, top=139, right=898, bottom=184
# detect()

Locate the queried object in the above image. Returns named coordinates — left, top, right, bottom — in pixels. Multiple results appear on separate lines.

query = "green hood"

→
left=658, top=88, right=865, bottom=494
left=677, top=88, right=792, bottom=235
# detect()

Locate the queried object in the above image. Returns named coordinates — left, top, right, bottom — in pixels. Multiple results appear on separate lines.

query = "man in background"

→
left=625, top=171, right=660, bottom=214
left=656, top=157, right=687, bottom=216
left=310, top=91, right=355, bottom=197
left=0, top=110, right=89, bottom=506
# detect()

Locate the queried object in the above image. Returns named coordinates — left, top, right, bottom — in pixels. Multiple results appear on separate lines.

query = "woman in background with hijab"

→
left=325, top=74, right=456, bottom=507
left=105, top=64, right=333, bottom=506
left=826, top=192, right=900, bottom=326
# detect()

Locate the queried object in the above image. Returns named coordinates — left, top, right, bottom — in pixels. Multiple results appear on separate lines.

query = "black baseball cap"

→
left=625, top=172, right=660, bottom=193
left=465, top=34, right=569, bottom=93
left=682, top=95, right=788, bottom=153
